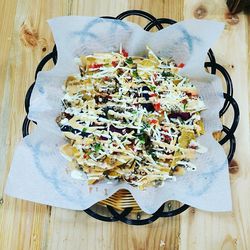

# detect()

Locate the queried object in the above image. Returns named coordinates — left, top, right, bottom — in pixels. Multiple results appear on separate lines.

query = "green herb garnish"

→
left=162, top=71, right=174, bottom=78
left=148, top=148, right=157, bottom=160
left=135, top=132, right=151, bottom=148
left=132, top=70, right=140, bottom=78
left=125, top=57, right=133, bottom=64
left=142, top=122, right=150, bottom=129
left=94, top=143, right=102, bottom=152
left=149, top=85, right=156, bottom=91
left=183, top=103, right=187, bottom=110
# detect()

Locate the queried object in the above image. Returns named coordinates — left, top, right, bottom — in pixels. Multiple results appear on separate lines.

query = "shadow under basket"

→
left=22, top=10, right=239, bottom=225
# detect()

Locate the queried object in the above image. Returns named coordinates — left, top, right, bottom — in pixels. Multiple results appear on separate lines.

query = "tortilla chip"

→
left=179, top=130, right=195, bottom=148
left=60, top=144, right=78, bottom=158
left=171, top=150, right=183, bottom=167
left=196, top=119, right=205, bottom=135
left=173, top=166, right=185, bottom=175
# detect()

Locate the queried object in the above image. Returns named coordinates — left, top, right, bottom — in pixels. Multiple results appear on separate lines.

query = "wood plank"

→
left=0, top=0, right=65, bottom=249
left=0, top=0, right=18, bottom=194
left=182, top=1, right=250, bottom=249
left=0, top=0, right=184, bottom=250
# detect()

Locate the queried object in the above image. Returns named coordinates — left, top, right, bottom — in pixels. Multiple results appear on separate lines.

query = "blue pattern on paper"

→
left=178, top=26, right=201, bottom=54
left=74, top=18, right=130, bottom=43
left=38, top=85, right=44, bottom=94
left=26, top=140, right=84, bottom=204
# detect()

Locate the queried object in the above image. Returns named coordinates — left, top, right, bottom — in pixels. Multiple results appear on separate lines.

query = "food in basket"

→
left=56, top=47, right=207, bottom=189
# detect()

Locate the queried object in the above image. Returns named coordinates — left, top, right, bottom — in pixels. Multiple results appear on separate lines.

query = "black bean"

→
left=142, top=86, right=150, bottom=100
left=168, top=112, right=191, bottom=120
left=141, top=103, right=154, bottom=112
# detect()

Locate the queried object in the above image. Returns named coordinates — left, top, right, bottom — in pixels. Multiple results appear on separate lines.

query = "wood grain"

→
left=0, top=1, right=183, bottom=250
left=0, top=0, right=249, bottom=249
left=182, top=1, right=250, bottom=250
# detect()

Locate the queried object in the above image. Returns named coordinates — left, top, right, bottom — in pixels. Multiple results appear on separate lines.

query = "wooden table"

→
left=0, top=0, right=249, bottom=249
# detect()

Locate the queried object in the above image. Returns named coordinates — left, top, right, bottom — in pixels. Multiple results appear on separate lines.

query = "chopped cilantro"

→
left=132, top=70, right=139, bottom=78
left=135, top=132, right=151, bottom=148
left=82, top=127, right=87, bottom=133
left=125, top=57, right=133, bottom=64
left=142, top=122, right=150, bottom=130
left=149, top=85, right=156, bottom=91
left=139, top=136, right=146, bottom=144
left=94, top=143, right=102, bottom=152
left=183, top=103, right=187, bottom=110
left=148, top=149, right=157, bottom=160
left=162, top=71, right=174, bottom=78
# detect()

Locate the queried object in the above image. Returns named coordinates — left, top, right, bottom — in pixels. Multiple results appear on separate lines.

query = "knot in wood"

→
left=229, top=159, right=239, bottom=174
left=194, top=5, right=208, bottom=19
left=225, top=13, right=239, bottom=25
left=20, top=20, right=39, bottom=47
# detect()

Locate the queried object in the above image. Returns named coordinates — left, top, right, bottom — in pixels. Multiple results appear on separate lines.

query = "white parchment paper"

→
left=5, top=16, right=232, bottom=214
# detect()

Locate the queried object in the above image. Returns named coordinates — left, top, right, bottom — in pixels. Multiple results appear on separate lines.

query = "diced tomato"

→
left=185, top=91, right=198, bottom=98
left=153, top=103, right=161, bottom=112
left=84, top=154, right=88, bottom=159
left=89, top=63, right=103, bottom=69
left=178, top=63, right=185, bottom=68
left=150, top=93, right=157, bottom=97
left=181, top=99, right=188, bottom=104
left=163, top=135, right=171, bottom=142
left=111, top=61, right=118, bottom=67
left=150, top=119, right=158, bottom=125
left=121, top=48, right=128, bottom=57
left=103, top=76, right=110, bottom=81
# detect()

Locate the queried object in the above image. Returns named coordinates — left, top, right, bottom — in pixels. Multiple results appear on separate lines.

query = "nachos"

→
left=56, top=47, right=207, bottom=189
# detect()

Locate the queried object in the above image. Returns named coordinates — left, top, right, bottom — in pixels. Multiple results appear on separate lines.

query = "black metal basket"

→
left=22, top=10, right=239, bottom=225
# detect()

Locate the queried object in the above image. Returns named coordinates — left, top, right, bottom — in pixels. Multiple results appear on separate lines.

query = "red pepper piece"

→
left=178, top=63, right=185, bottom=68
left=163, top=134, right=172, bottom=142
left=103, top=76, right=110, bottom=81
left=89, top=63, right=103, bottom=69
left=150, top=93, right=157, bottom=97
left=153, top=103, right=161, bottom=112
left=121, top=48, right=128, bottom=57
left=111, top=61, right=118, bottom=67
left=150, top=119, right=158, bottom=125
